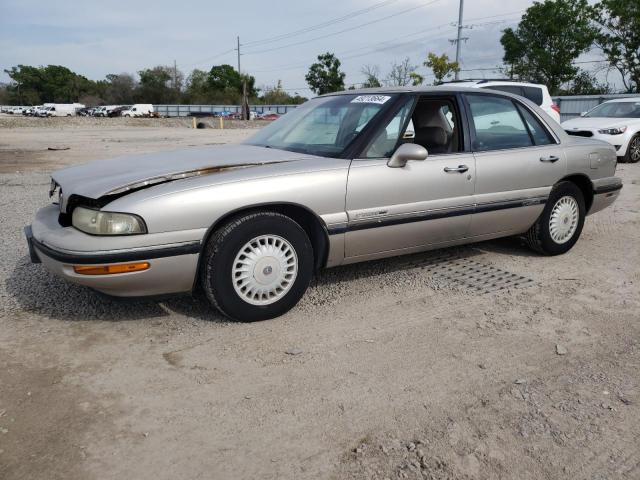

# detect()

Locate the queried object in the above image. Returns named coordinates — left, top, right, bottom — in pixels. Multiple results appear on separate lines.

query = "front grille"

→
left=565, top=130, right=593, bottom=138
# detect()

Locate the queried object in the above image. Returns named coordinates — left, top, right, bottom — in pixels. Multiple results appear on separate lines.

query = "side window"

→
left=466, top=94, right=533, bottom=151
left=363, top=99, right=413, bottom=158
left=522, top=86, right=543, bottom=106
left=481, top=85, right=524, bottom=97
left=516, top=104, right=555, bottom=146
left=409, top=97, right=461, bottom=155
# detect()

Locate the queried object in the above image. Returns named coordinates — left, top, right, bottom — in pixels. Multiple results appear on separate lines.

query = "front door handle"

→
left=540, top=155, right=559, bottom=163
left=444, top=165, right=469, bottom=173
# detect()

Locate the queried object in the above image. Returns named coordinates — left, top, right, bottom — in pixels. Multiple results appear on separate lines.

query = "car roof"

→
left=443, top=79, right=545, bottom=87
left=321, top=85, right=503, bottom=96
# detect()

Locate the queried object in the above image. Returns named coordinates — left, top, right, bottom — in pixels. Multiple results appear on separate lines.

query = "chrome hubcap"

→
left=549, top=196, right=579, bottom=244
left=232, top=235, right=298, bottom=306
left=630, top=137, right=640, bottom=162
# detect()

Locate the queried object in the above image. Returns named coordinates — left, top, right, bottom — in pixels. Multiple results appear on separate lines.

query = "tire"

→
left=524, top=181, right=585, bottom=255
left=200, top=211, right=314, bottom=322
left=624, top=134, right=640, bottom=163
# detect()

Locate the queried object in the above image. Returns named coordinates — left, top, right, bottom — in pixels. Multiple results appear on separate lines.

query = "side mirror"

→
left=580, top=111, right=587, bottom=117
left=387, top=143, right=428, bottom=168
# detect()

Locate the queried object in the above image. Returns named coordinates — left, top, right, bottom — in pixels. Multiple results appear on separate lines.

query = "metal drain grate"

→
left=395, top=248, right=534, bottom=294
left=425, top=258, right=534, bottom=293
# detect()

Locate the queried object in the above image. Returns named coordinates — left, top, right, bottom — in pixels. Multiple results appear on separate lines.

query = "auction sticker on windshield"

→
left=350, top=95, right=391, bottom=104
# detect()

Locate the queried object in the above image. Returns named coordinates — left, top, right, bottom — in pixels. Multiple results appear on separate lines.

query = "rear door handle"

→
left=540, top=155, right=559, bottom=163
left=444, top=165, right=469, bottom=173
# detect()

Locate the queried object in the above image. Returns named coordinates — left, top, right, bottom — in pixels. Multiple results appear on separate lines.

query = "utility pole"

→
left=236, top=36, right=241, bottom=74
left=173, top=59, right=177, bottom=89
left=454, top=0, right=464, bottom=80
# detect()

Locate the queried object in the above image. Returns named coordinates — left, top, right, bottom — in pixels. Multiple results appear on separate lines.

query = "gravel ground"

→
left=0, top=124, right=639, bottom=480
left=0, top=114, right=262, bottom=130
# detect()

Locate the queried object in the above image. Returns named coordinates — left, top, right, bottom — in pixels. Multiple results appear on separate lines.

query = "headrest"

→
left=415, top=126, right=448, bottom=147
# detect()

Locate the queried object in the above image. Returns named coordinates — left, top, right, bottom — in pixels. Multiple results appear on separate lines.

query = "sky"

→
left=0, top=0, right=614, bottom=96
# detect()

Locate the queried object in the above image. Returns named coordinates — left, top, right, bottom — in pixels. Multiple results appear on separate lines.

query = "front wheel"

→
left=624, top=134, right=640, bottom=163
left=524, top=181, right=585, bottom=255
left=200, top=212, right=314, bottom=322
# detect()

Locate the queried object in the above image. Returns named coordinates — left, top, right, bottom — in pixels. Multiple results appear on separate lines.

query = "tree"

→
left=136, top=66, right=175, bottom=103
left=424, top=52, right=459, bottom=85
left=558, top=70, right=611, bottom=95
left=0, top=83, right=9, bottom=104
left=409, top=72, right=424, bottom=86
left=205, top=65, right=257, bottom=103
left=208, top=64, right=242, bottom=92
left=305, top=53, right=346, bottom=95
left=104, top=73, right=136, bottom=104
left=500, top=0, right=597, bottom=94
left=3, top=64, right=96, bottom=104
left=593, top=0, right=640, bottom=92
left=386, top=57, right=417, bottom=86
left=184, top=69, right=211, bottom=103
left=260, top=80, right=306, bottom=104
left=361, top=65, right=382, bottom=88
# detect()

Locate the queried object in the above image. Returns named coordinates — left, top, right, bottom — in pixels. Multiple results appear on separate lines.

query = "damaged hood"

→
left=52, top=144, right=322, bottom=202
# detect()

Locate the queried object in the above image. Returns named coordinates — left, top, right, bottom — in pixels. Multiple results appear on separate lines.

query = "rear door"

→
left=463, top=92, right=565, bottom=236
left=345, top=94, right=476, bottom=259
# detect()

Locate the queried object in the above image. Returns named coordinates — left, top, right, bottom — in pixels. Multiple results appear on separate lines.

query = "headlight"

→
left=72, top=207, right=147, bottom=235
left=598, top=126, right=627, bottom=135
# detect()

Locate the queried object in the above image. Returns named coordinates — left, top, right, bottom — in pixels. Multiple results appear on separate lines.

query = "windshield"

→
left=585, top=101, right=640, bottom=118
left=244, top=94, right=396, bottom=157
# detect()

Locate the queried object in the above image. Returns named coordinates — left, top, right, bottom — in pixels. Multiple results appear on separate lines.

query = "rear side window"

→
left=466, top=94, right=532, bottom=151
left=516, top=104, right=555, bottom=146
left=481, top=85, right=524, bottom=97
left=522, top=86, right=543, bottom=105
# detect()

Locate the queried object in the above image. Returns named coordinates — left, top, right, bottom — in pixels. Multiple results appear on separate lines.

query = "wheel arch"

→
left=558, top=174, right=594, bottom=212
left=194, top=202, right=330, bottom=290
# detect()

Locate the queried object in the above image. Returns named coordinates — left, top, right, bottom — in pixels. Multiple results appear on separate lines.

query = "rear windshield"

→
left=481, top=85, right=543, bottom=105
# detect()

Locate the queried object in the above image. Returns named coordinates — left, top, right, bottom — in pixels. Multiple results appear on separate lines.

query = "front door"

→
left=345, top=95, right=476, bottom=259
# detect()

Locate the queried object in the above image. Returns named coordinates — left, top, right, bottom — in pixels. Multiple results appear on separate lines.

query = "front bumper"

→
left=565, top=129, right=634, bottom=156
left=26, top=205, right=204, bottom=297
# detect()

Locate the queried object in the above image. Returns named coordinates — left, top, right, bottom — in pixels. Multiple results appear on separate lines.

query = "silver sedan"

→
left=26, top=87, right=622, bottom=321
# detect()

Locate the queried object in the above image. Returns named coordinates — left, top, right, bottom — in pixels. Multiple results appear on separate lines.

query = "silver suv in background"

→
left=443, top=79, right=561, bottom=123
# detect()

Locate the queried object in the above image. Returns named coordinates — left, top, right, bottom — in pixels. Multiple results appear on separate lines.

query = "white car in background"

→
left=444, top=79, right=561, bottom=123
left=562, top=98, right=640, bottom=163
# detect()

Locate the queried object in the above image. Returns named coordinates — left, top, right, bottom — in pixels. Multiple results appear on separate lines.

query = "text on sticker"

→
left=350, top=95, right=391, bottom=105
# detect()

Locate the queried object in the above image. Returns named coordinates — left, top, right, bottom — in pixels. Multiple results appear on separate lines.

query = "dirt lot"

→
left=0, top=121, right=638, bottom=480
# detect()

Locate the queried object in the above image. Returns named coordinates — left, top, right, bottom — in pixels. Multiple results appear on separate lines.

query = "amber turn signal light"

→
left=73, top=262, right=150, bottom=275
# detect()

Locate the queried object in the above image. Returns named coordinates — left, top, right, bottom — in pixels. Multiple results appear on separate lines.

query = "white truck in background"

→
left=121, top=104, right=154, bottom=117
left=40, top=103, right=85, bottom=117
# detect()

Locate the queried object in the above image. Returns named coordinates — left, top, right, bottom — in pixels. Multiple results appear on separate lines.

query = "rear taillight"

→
left=551, top=103, right=561, bottom=114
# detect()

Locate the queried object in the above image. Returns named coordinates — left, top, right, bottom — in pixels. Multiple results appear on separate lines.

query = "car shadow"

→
left=6, top=239, right=537, bottom=323
left=471, top=236, right=543, bottom=258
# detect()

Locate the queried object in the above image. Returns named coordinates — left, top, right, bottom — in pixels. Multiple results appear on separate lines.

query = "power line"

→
left=242, top=0, right=399, bottom=47
left=183, top=48, right=236, bottom=69
left=242, top=0, right=444, bottom=55
left=249, top=15, right=520, bottom=74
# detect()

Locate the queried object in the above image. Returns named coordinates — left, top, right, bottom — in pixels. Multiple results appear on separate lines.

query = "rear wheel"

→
left=200, top=212, right=313, bottom=322
left=624, top=134, right=640, bottom=163
left=524, top=181, right=585, bottom=255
